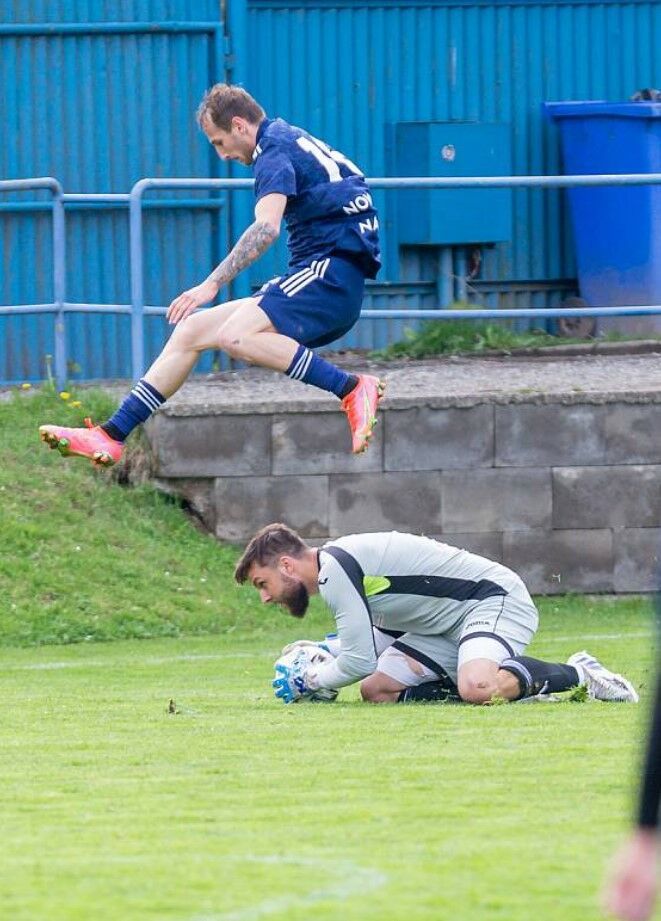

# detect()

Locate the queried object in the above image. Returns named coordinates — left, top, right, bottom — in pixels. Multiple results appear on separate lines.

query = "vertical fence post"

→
left=50, top=183, right=67, bottom=390
left=129, top=180, right=147, bottom=382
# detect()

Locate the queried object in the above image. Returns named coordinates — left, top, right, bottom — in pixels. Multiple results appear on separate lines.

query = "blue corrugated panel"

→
left=0, top=1, right=227, bottom=383
left=247, top=0, right=661, bottom=320
left=3, top=1, right=661, bottom=384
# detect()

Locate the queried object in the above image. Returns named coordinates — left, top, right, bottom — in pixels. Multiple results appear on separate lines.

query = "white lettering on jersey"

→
left=359, top=216, right=379, bottom=234
left=296, top=135, right=363, bottom=183
left=343, top=192, right=373, bottom=215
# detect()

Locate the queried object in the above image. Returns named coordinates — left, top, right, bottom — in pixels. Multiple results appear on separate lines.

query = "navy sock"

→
left=398, top=680, right=461, bottom=703
left=286, top=345, right=357, bottom=399
left=499, top=656, right=581, bottom=699
left=101, top=379, right=166, bottom=442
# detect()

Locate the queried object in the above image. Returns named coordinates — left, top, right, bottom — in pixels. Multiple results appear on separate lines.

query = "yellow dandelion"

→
left=70, top=400, right=82, bottom=408
left=20, top=382, right=31, bottom=390
left=59, top=391, right=71, bottom=400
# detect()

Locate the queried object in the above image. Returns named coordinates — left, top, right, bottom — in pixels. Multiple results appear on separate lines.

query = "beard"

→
left=279, top=575, right=309, bottom=619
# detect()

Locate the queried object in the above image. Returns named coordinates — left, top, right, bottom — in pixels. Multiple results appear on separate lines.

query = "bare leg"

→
left=216, top=299, right=299, bottom=370
left=145, top=297, right=300, bottom=398
left=143, top=297, right=265, bottom=397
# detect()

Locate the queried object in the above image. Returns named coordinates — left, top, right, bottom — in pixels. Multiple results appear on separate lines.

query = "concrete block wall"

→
left=145, top=397, right=661, bottom=594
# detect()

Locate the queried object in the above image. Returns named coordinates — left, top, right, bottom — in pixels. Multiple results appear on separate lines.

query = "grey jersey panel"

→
left=312, top=531, right=530, bottom=689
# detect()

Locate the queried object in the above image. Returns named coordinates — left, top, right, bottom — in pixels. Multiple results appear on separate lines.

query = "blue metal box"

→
left=394, top=121, right=512, bottom=245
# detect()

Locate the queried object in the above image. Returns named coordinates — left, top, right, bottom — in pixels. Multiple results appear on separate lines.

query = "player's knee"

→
left=217, top=325, right=243, bottom=357
left=360, top=677, right=379, bottom=702
left=360, top=676, right=395, bottom=703
left=457, top=675, right=496, bottom=705
left=169, top=313, right=208, bottom=352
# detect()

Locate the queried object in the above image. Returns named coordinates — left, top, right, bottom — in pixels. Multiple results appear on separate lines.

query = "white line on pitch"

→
left=191, top=856, right=387, bottom=921
left=3, top=652, right=260, bottom=671
left=536, top=630, right=653, bottom=644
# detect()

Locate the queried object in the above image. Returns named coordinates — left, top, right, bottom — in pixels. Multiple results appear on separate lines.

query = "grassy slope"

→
left=0, top=387, right=334, bottom=645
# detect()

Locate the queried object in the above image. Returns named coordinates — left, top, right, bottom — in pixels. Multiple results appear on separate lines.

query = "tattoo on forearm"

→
left=207, top=221, right=278, bottom=288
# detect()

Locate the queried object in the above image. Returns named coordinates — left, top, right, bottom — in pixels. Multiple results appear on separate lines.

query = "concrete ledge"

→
left=148, top=414, right=271, bottom=478
left=214, top=476, right=329, bottom=542
left=614, top=529, right=661, bottom=593
left=441, top=468, right=551, bottom=533
left=385, top=405, right=494, bottom=471
left=553, top=466, right=661, bottom=529
left=503, top=529, right=614, bottom=594
left=142, top=353, right=661, bottom=593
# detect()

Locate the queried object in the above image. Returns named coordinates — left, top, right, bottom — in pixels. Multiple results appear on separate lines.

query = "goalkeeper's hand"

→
left=280, top=633, right=340, bottom=660
left=272, top=649, right=315, bottom=703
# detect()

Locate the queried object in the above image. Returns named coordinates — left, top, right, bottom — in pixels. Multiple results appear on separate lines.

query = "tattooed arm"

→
left=166, top=193, right=287, bottom=324
left=206, top=219, right=279, bottom=289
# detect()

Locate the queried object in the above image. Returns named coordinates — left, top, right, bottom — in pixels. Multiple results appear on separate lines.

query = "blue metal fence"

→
left=3, top=171, right=661, bottom=389
left=0, top=10, right=230, bottom=383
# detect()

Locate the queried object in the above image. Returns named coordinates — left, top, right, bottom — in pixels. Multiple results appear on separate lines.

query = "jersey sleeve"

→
left=253, top=144, right=297, bottom=201
left=308, top=551, right=378, bottom=690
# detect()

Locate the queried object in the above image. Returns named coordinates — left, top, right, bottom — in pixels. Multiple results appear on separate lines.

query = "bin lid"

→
left=544, top=100, right=661, bottom=119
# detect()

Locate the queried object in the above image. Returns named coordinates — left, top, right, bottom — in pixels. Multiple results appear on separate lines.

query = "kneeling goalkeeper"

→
left=235, top=523, right=638, bottom=705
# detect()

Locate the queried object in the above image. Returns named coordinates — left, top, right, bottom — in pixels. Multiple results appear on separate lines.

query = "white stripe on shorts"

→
left=279, top=258, right=332, bottom=298
left=280, top=267, right=314, bottom=294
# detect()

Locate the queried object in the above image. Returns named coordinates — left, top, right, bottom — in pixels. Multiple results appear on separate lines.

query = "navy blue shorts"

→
left=256, top=255, right=365, bottom=348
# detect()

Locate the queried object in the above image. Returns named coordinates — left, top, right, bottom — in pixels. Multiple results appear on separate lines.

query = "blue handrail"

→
left=4, top=171, right=661, bottom=387
left=0, top=178, right=67, bottom=386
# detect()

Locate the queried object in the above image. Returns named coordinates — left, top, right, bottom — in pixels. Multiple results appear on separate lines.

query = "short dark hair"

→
left=234, top=523, right=308, bottom=584
left=197, top=84, right=266, bottom=131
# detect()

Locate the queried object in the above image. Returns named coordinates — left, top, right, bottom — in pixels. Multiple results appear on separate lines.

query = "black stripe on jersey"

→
left=321, top=546, right=378, bottom=660
left=392, top=640, right=458, bottom=690
left=458, top=630, right=515, bottom=657
left=374, top=627, right=405, bottom=639
left=378, top=575, right=507, bottom=602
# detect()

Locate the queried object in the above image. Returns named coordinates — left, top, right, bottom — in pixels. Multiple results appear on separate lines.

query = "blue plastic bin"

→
left=545, top=101, right=661, bottom=320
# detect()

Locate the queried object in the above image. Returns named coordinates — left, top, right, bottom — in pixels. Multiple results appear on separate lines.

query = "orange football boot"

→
left=341, top=374, right=386, bottom=454
left=39, top=417, right=123, bottom=468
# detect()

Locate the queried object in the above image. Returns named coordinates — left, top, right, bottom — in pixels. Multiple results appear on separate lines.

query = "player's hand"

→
left=166, top=278, right=219, bottom=325
left=281, top=639, right=326, bottom=656
left=280, top=638, right=339, bottom=663
left=603, top=830, right=658, bottom=921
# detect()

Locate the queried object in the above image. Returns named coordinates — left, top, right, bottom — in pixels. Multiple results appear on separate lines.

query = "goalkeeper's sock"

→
left=499, top=656, right=581, bottom=699
left=101, top=379, right=166, bottom=442
left=398, top=681, right=461, bottom=703
left=286, top=345, right=357, bottom=399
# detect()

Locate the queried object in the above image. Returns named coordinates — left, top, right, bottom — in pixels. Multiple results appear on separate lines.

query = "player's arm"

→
left=166, top=193, right=286, bottom=324
left=306, top=554, right=379, bottom=691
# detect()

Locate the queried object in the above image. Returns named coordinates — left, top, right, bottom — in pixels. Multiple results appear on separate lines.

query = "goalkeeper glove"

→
left=280, top=633, right=341, bottom=660
left=273, top=649, right=314, bottom=703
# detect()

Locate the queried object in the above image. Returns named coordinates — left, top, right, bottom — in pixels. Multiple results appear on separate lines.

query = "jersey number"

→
left=296, top=135, right=362, bottom=183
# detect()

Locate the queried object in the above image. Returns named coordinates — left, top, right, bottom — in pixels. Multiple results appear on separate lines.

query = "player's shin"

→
left=498, top=655, right=581, bottom=699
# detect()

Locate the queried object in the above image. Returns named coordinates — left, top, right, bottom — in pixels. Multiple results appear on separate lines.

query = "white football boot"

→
left=567, top=650, right=639, bottom=703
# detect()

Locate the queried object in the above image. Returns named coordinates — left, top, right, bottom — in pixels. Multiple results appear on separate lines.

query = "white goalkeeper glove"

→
left=272, top=644, right=339, bottom=704
left=280, top=633, right=341, bottom=660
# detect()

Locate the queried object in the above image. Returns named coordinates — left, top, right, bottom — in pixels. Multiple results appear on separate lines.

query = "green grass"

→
left=370, top=316, right=655, bottom=360
left=0, top=605, right=655, bottom=921
left=0, top=386, right=316, bottom=646
left=1, top=386, right=658, bottom=919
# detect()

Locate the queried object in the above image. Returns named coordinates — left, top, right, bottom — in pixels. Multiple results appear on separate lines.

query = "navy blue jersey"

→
left=252, top=118, right=381, bottom=278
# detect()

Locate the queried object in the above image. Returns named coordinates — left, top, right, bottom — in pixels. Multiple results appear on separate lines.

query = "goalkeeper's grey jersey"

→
left=313, top=531, right=527, bottom=689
